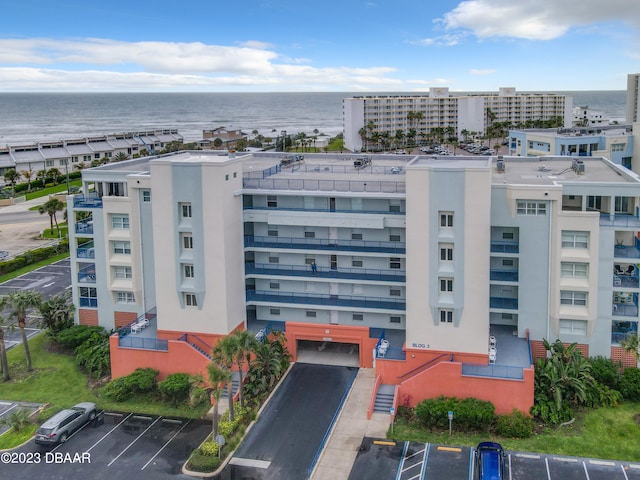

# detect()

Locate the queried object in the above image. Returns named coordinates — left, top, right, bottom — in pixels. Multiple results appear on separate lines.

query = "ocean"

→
left=0, top=91, right=628, bottom=145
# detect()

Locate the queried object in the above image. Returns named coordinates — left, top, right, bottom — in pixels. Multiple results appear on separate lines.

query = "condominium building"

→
left=67, top=150, right=640, bottom=415
left=343, top=87, right=572, bottom=152
left=627, top=73, right=640, bottom=124
left=0, top=130, right=183, bottom=178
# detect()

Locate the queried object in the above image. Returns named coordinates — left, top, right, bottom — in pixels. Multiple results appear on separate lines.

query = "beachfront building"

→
left=508, top=125, right=634, bottom=169
left=201, top=126, right=247, bottom=150
left=572, top=106, right=610, bottom=127
left=67, top=150, right=640, bottom=415
left=343, top=87, right=572, bottom=153
left=627, top=73, right=640, bottom=124
left=0, top=130, right=183, bottom=178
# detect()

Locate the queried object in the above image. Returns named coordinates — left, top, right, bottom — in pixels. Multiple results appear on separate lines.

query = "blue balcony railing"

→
left=490, top=241, right=519, bottom=254
left=77, top=241, right=95, bottom=259
left=75, top=219, right=94, bottom=235
left=490, top=269, right=519, bottom=282
left=246, top=290, right=405, bottom=310
left=613, top=303, right=638, bottom=317
left=490, top=296, right=518, bottom=309
left=600, top=214, right=640, bottom=228
left=245, top=235, right=405, bottom=254
left=245, top=263, right=406, bottom=282
left=78, top=265, right=96, bottom=283
left=242, top=177, right=405, bottom=193
left=613, top=274, right=639, bottom=288
left=462, top=363, right=525, bottom=380
left=614, top=245, right=640, bottom=258
left=118, top=336, right=168, bottom=351
left=74, top=195, right=103, bottom=208
left=79, top=297, right=97, bottom=307
left=244, top=206, right=405, bottom=215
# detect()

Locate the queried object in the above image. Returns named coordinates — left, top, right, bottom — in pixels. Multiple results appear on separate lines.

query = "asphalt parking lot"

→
left=0, top=411, right=210, bottom=480
left=0, top=400, right=44, bottom=436
left=220, top=363, right=358, bottom=480
left=349, top=438, right=640, bottom=480
left=0, top=258, right=71, bottom=299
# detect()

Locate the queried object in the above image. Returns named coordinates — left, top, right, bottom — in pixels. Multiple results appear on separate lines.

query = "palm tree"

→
left=207, top=363, right=231, bottom=438
left=22, top=165, right=34, bottom=192
left=620, top=334, right=640, bottom=363
left=0, top=291, right=42, bottom=372
left=38, top=292, right=74, bottom=334
left=212, top=336, right=238, bottom=421
left=231, top=330, right=258, bottom=409
left=3, top=169, right=19, bottom=198
left=47, top=168, right=61, bottom=186
left=38, top=198, right=66, bottom=236
left=0, top=311, right=12, bottom=381
left=113, top=152, right=129, bottom=162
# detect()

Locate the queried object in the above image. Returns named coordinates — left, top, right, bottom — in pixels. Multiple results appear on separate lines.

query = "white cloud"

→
left=410, top=33, right=465, bottom=47
left=441, top=0, right=640, bottom=40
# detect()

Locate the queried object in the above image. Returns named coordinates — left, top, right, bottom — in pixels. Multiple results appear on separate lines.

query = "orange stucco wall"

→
left=284, top=322, right=378, bottom=368
left=396, top=361, right=534, bottom=415
left=78, top=309, right=98, bottom=326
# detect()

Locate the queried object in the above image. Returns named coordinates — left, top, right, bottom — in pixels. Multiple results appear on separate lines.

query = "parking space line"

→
left=508, top=453, right=512, bottom=480
left=1, top=404, right=18, bottom=416
left=107, top=416, right=162, bottom=466
left=583, top=461, right=590, bottom=480
left=394, top=441, right=409, bottom=480
left=622, top=465, right=630, bottom=480
left=86, top=413, right=133, bottom=453
left=230, top=457, right=272, bottom=469
left=545, top=457, right=551, bottom=480
left=140, top=419, right=191, bottom=470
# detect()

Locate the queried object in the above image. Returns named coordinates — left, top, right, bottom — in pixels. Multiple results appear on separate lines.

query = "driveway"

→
left=221, top=363, right=358, bottom=480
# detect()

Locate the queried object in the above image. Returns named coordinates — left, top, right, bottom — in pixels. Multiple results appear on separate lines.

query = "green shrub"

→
left=102, top=368, right=159, bottom=402
left=188, top=451, right=221, bottom=472
left=56, top=325, right=107, bottom=350
left=199, top=440, right=219, bottom=457
left=414, top=396, right=495, bottom=431
left=589, top=356, right=622, bottom=390
left=75, top=333, right=111, bottom=378
left=158, top=373, right=191, bottom=405
left=189, top=386, right=208, bottom=407
left=619, top=368, right=640, bottom=400
left=495, top=409, right=535, bottom=438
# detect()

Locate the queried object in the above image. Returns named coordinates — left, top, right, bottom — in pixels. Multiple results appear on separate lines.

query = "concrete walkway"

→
left=311, top=368, right=390, bottom=480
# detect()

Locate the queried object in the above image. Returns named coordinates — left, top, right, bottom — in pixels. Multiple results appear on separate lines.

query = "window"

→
left=352, top=257, right=363, bottom=267
left=439, top=309, right=453, bottom=323
left=562, top=231, right=589, bottom=248
left=182, top=235, right=193, bottom=249
left=305, top=256, right=316, bottom=265
left=390, top=257, right=401, bottom=269
left=351, top=232, right=363, bottom=240
left=270, top=308, right=280, bottom=315
left=560, top=290, right=588, bottom=306
left=142, top=190, right=151, bottom=202
left=45, top=160, right=54, bottom=167
left=389, top=200, right=401, bottom=213
left=113, top=266, right=132, bottom=279
left=440, top=278, right=453, bottom=292
left=304, top=230, right=315, bottom=238
left=225, top=174, right=229, bottom=181
left=116, top=291, right=135, bottom=303
left=390, top=288, right=401, bottom=297
left=267, top=195, right=277, bottom=208
left=502, top=259, right=514, bottom=267
left=390, top=316, right=401, bottom=324
left=79, top=287, right=97, bottom=307
left=440, top=244, right=453, bottom=261
left=59, top=159, right=68, bottom=166
left=561, top=262, right=588, bottom=278
left=267, top=225, right=278, bottom=237
left=353, top=313, right=364, bottom=321
left=112, top=241, right=131, bottom=254
left=185, top=293, right=197, bottom=307
left=559, top=319, right=587, bottom=335
left=184, top=264, right=195, bottom=278
left=615, top=197, right=630, bottom=213
left=502, top=232, right=514, bottom=240
left=181, top=203, right=192, bottom=218
left=71, top=156, right=78, bottom=163
left=440, top=212, right=453, bottom=227
left=516, top=200, right=546, bottom=215
left=111, top=214, right=129, bottom=229
left=233, top=172, right=237, bottom=178
left=269, top=282, right=280, bottom=290
left=611, top=143, right=625, bottom=152
left=268, top=256, right=279, bottom=264
left=587, top=196, right=602, bottom=210
left=389, top=229, right=401, bottom=242
left=306, top=311, right=317, bottom=318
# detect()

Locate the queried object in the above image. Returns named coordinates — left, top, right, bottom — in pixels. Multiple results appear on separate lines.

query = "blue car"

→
left=474, top=442, right=505, bottom=480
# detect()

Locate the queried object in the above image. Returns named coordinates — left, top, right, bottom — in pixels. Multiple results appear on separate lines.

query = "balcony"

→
left=245, top=235, right=406, bottom=254
left=77, top=241, right=95, bottom=259
left=613, top=291, right=638, bottom=317
left=245, top=263, right=405, bottom=282
left=75, top=218, right=94, bottom=235
left=246, top=290, right=405, bottom=310
left=78, top=265, right=96, bottom=283
left=242, top=177, right=405, bottom=194
left=243, top=205, right=405, bottom=215
left=490, top=297, right=519, bottom=310
left=74, top=195, right=103, bottom=209
left=490, top=269, right=519, bottom=282
left=612, top=321, right=638, bottom=345
left=614, top=244, right=640, bottom=259
left=490, top=240, right=519, bottom=254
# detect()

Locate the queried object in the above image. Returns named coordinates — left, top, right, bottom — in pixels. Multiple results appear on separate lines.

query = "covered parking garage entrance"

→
left=296, top=339, right=360, bottom=367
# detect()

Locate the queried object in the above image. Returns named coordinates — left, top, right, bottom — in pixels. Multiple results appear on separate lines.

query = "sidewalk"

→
left=311, top=368, right=390, bottom=480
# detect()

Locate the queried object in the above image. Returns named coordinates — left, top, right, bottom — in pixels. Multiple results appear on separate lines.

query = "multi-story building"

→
left=0, top=130, right=183, bottom=178
left=627, top=73, right=640, bottom=124
left=508, top=125, right=634, bottom=169
left=67, top=150, right=640, bottom=415
left=343, top=87, right=572, bottom=152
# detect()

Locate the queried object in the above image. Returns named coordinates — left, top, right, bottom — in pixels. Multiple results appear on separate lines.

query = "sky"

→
left=1, top=0, right=639, bottom=92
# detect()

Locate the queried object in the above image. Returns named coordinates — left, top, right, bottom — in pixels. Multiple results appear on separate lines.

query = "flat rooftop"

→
left=491, top=156, right=640, bottom=186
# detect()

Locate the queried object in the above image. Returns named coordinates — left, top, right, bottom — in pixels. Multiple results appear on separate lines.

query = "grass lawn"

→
left=39, top=225, right=68, bottom=239
left=24, top=181, right=81, bottom=201
left=0, top=252, right=70, bottom=284
left=391, top=402, right=640, bottom=462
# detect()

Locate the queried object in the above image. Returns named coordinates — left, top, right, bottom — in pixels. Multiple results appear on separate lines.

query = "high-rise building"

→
left=627, top=73, right=640, bottom=124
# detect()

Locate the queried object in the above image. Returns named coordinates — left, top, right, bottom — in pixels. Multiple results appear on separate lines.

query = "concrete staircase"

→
left=220, top=371, right=240, bottom=400
left=373, top=384, right=395, bottom=414
left=188, top=341, right=212, bottom=360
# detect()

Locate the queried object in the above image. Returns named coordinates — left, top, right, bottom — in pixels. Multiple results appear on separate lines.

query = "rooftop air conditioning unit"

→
left=496, top=159, right=505, bottom=172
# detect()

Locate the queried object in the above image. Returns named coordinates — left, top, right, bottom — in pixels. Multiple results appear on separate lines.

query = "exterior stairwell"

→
left=220, top=371, right=241, bottom=399
left=373, top=384, right=395, bottom=414
left=188, top=342, right=212, bottom=360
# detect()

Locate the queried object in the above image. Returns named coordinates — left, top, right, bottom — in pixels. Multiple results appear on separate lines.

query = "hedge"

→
left=0, top=241, right=69, bottom=276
